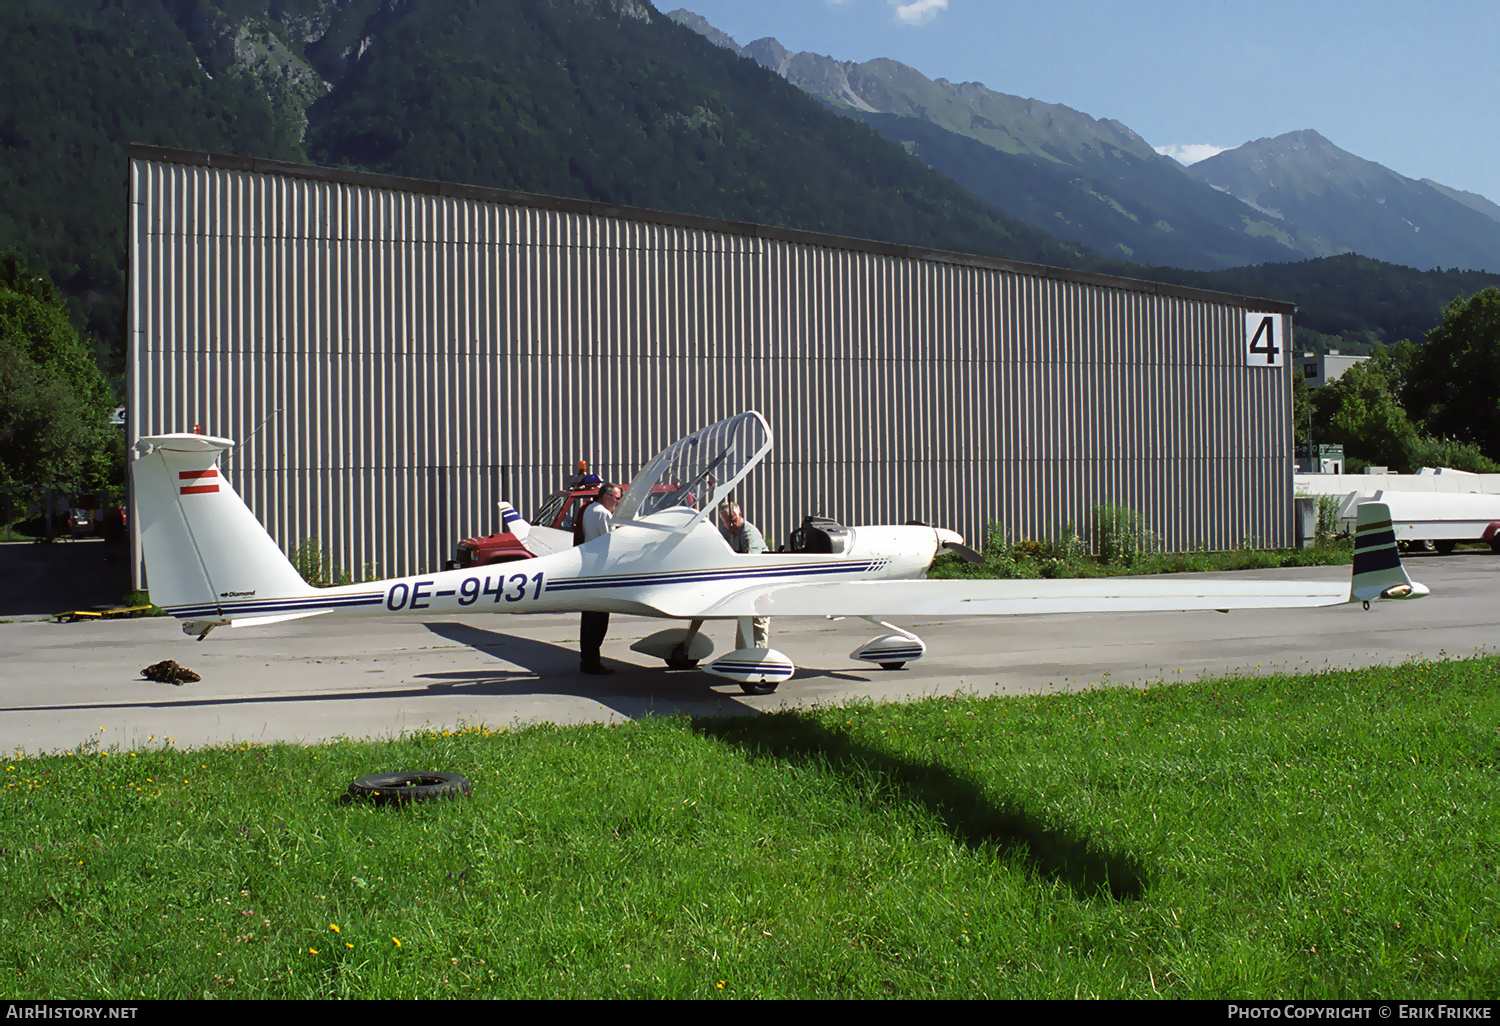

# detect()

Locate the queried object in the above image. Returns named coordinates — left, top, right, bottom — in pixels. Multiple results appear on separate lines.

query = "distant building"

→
left=1295, top=350, right=1370, bottom=388
left=1295, top=443, right=1345, bottom=475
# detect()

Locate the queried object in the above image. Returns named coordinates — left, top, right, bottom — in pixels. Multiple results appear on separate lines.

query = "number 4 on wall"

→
left=1245, top=312, right=1283, bottom=367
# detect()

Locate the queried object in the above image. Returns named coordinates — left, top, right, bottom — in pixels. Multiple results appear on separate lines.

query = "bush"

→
left=1093, top=504, right=1154, bottom=566
left=925, top=509, right=1353, bottom=582
left=1315, top=494, right=1342, bottom=543
left=1407, top=437, right=1500, bottom=474
left=290, top=538, right=352, bottom=588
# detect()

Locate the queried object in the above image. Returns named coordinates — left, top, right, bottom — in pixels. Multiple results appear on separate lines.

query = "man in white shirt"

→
left=579, top=482, right=622, bottom=674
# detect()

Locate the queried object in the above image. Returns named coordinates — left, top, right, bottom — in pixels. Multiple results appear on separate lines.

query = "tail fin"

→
left=498, top=501, right=530, bottom=540
left=1351, top=501, right=1430, bottom=602
left=132, top=434, right=316, bottom=630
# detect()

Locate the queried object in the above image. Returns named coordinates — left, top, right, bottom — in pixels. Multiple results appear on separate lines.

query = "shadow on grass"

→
left=692, top=712, right=1149, bottom=902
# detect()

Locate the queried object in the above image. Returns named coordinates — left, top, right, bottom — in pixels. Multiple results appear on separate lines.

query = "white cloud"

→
left=890, top=0, right=948, bottom=26
left=1156, top=143, right=1231, bottom=166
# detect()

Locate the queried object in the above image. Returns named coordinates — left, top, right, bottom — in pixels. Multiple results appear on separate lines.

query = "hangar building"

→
left=128, top=145, right=1297, bottom=586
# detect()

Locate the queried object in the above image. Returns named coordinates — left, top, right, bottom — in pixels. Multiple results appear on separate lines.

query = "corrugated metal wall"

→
left=128, top=150, right=1295, bottom=587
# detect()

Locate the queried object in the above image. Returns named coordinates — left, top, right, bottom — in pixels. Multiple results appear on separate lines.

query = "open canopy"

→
left=614, top=412, right=772, bottom=527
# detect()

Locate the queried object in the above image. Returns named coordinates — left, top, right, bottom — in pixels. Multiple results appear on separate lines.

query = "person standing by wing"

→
left=578, top=482, right=622, bottom=675
left=719, top=500, right=770, bottom=648
left=672, top=499, right=770, bottom=666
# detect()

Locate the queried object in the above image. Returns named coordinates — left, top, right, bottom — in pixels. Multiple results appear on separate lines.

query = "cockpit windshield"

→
left=614, top=412, right=772, bottom=526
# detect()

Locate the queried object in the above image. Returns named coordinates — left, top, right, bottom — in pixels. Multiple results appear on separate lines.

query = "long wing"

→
left=691, top=577, right=1352, bottom=618
left=682, top=501, right=1427, bottom=619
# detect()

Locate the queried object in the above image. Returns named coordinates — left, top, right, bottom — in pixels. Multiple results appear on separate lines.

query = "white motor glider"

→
left=131, top=411, right=1427, bottom=694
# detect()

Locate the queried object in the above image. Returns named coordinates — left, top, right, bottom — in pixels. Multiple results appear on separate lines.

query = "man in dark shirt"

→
left=578, top=482, right=621, bottom=675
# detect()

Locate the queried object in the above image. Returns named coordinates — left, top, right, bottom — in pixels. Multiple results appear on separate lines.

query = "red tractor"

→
left=445, top=464, right=602, bottom=570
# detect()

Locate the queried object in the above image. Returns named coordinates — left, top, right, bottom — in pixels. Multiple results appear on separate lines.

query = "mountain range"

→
left=669, top=8, right=1500, bottom=275
left=3, top=0, right=1499, bottom=372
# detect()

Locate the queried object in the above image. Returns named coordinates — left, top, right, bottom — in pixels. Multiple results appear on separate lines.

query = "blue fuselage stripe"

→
left=545, top=561, right=883, bottom=592
left=166, top=559, right=889, bottom=620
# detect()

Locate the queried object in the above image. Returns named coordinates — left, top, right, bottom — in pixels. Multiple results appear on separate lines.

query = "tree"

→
left=0, top=253, right=114, bottom=489
left=1368, top=338, right=1418, bottom=400
left=1311, top=360, right=1417, bottom=470
left=1292, top=372, right=1313, bottom=447
left=1405, top=287, right=1500, bottom=461
left=1310, top=341, right=1500, bottom=473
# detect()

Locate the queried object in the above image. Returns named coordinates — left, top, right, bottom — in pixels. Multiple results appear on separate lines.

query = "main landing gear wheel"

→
left=879, top=661, right=906, bottom=670
left=665, top=643, right=699, bottom=670
left=346, top=771, right=472, bottom=805
left=740, top=679, right=779, bottom=696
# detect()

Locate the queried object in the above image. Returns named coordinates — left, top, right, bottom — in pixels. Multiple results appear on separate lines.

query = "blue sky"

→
left=668, top=0, right=1500, bottom=205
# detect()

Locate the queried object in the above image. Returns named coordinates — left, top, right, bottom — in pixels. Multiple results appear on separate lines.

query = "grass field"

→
left=2, top=656, right=1497, bottom=999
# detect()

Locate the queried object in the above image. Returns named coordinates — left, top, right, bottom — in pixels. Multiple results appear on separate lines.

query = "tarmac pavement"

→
left=1, top=550, right=1494, bottom=755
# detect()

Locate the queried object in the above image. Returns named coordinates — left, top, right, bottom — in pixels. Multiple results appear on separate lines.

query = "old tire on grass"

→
left=347, top=771, right=472, bottom=805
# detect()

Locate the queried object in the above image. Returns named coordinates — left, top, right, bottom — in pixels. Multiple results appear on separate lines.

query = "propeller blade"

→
left=942, top=541, right=985, bottom=564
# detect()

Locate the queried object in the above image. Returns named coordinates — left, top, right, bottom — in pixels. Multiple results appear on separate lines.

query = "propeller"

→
left=941, top=540, right=985, bottom=564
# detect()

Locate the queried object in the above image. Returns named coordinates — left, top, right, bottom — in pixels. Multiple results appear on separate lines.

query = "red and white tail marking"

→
left=179, top=469, right=219, bottom=495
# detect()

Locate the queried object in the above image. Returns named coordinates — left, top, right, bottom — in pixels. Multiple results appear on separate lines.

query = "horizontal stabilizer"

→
left=229, top=610, right=332, bottom=628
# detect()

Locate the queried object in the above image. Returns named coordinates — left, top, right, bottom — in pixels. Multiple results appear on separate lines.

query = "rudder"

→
left=132, top=434, right=315, bottom=621
left=1351, top=501, right=1429, bottom=602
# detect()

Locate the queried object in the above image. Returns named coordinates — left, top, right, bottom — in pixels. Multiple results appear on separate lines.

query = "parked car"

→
left=446, top=467, right=602, bottom=570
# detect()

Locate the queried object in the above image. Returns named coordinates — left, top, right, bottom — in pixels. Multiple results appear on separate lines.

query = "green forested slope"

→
left=302, top=0, right=1083, bottom=263
left=3, top=0, right=1496, bottom=368
left=0, top=1, right=304, bottom=293
left=1143, top=255, right=1500, bottom=348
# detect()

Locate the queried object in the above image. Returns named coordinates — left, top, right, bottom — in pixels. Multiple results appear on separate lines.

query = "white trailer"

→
left=1336, top=490, right=1500, bottom=554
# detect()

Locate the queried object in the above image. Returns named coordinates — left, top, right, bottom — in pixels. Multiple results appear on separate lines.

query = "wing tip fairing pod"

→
left=706, top=648, right=796, bottom=687
left=631, top=628, right=716, bottom=663
left=852, top=634, right=927, bottom=668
